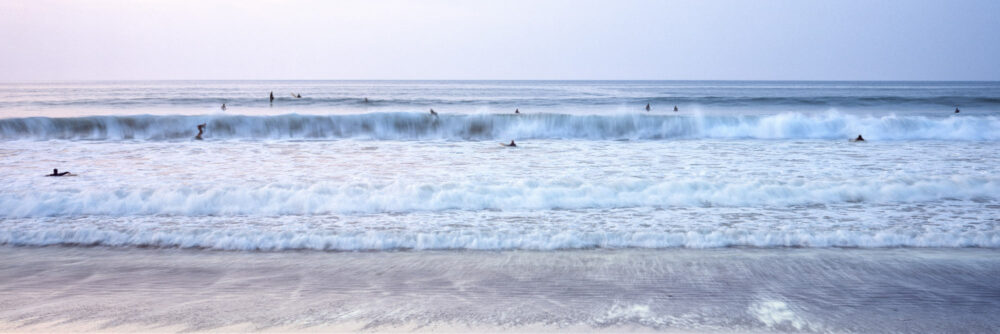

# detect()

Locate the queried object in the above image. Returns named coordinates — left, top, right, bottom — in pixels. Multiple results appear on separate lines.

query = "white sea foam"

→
left=1, top=226, right=998, bottom=250
left=2, top=175, right=996, bottom=218
left=1, top=112, right=997, bottom=141
left=2, top=120, right=998, bottom=251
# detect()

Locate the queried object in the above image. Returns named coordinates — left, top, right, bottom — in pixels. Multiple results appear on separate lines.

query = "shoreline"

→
left=1, top=247, right=998, bottom=333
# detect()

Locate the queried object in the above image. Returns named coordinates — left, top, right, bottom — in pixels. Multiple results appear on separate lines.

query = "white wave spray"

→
left=2, top=112, right=997, bottom=141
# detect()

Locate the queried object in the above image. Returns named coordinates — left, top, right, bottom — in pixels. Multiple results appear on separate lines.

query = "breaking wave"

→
left=1, top=112, right=997, bottom=141
left=2, top=175, right=996, bottom=218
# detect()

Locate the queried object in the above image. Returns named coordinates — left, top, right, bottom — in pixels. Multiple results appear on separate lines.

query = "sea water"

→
left=0, top=81, right=998, bottom=332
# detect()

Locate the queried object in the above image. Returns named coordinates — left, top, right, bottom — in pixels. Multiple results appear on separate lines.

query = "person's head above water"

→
left=47, top=168, right=69, bottom=176
left=855, top=134, right=864, bottom=141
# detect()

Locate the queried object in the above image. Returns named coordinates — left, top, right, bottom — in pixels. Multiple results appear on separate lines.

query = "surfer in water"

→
left=364, top=97, right=369, bottom=103
left=645, top=103, right=651, bottom=112
left=515, top=108, right=520, bottom=114
left=673, top=105, right=678, bottom=112
left=270, top=91, right=275, bottom=103
left=221, top=103, right=226, bottom=111
left=852, top=134, right=865, bottom=142
left=297, top=93, right=302, bottom=98
left=430, top=108, right=438, bottom=117
left=46, top=169, right=71, bottom=177
left=195, top=123, right=206, bottom=140
left=955, top=107, right=960, bottom=114
left=504, top=140, right=517, bottom=147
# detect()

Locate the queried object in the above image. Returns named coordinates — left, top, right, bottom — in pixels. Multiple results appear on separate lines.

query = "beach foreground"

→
left=1, top=246, right=998, bottom=333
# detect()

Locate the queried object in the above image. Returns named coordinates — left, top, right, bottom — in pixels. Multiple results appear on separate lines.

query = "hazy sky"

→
left=1, top=0, right=998, bottom=81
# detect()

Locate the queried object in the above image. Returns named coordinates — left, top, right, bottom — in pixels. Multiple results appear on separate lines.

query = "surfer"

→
left=46, top=169, right=71, bottom=177
left=430, top=108, right=438, bottom=117
left=364, top=97, right=369, bottom=103
left=955, top=107, right=960, bottom=114
left=673, top=105, right=678, bottom=112
left=297, top=93, right=302, bottom=98
left=195, top=123, right=206, bottom=140
left=852, top=134, right=865, bottom=142
left=269, top=91, right=275, bottom=103
left=515, top=108, right=520, bottom=114
left=645, top=103, right=651, bottom=112
left=221, top=103, right=226, bottom=111
left=504, top=140, right=517, bottom=147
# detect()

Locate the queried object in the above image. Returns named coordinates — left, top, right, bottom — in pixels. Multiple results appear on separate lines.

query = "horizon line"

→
left=2, top=79, right=999, bottom=83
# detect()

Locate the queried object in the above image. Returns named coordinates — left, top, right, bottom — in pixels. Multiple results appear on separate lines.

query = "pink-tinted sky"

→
left=1, top=0, right=998, bottom=81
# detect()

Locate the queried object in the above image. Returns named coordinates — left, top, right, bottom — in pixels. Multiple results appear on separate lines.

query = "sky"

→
left=1, top=0, right=998, bottom=81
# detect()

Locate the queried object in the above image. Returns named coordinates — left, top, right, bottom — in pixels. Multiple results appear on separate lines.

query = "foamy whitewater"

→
left=1, top=81, right=999, bottom=332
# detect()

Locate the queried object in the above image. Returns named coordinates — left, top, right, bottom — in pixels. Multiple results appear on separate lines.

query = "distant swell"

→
left=9, top=95, right=1000, bottom=108
left=1, top=112, right=997, bottom=141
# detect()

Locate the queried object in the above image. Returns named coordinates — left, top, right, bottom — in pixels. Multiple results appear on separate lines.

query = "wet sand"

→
left=0, top=247, right=998, bottom=333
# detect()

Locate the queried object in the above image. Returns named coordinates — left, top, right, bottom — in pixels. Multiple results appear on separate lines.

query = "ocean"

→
left=1, top=81, right=999, bottom=332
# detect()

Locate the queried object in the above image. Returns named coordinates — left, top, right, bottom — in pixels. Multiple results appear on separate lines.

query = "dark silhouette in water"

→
left=955, top=107, right=960, bottom=114
left=269, top=91, right=275, bottom=103
left=504, top=140, right=517, bottom=147
left=221, top=103, right=226, bottom=111
left=515, top=108, right=520, bottom=114
left=674, top=105, right=678, bottom=112
left=46, top=168, right=70, bottom=177
left=645, top=103, right=651, bottom=112
left=195, top=123, right=206, bottom=140
left=364, top=97, right=369, bottom=103
left=852, top=134, right=865, bottom=142
left=430, top=109, right=438, bottom=117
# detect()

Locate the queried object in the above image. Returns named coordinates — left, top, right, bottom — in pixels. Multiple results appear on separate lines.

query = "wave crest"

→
left=1, top=112, right=997, bottom=141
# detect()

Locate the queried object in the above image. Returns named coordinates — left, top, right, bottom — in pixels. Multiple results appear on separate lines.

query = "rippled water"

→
left=1, top=81, right=998, bottom=332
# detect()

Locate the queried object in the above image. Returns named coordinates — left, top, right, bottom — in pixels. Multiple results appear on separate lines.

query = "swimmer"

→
left=297, top=93, right=302, bottom=98
left=270, top=91, right=275, bottom=103
left=515, top=108, right=520, bottom=114
left=673, top=105, right=678, bottom=112
left=195, top=123, right=206, bottom=140
left=852, top=134, right=865, bottom=142
left=430, top=108, right=438, bottom=116
left=364, top=97, right=369, bottom=103
left=504, top=140, right=517, bottom=147
left=46, top=168, right=71, bottom=177
left=955, top=107, right=960, bottom=114
left=645, top=103, right=651, bottom=112
left=221, top=103, right=226, bottom=111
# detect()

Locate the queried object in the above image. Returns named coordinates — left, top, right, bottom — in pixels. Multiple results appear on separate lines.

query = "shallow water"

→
left=1, top=81, right=999, bottom=332
left=1, top=139, right=997, bottom=250
left=1, top=247, right=998, bottom=333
